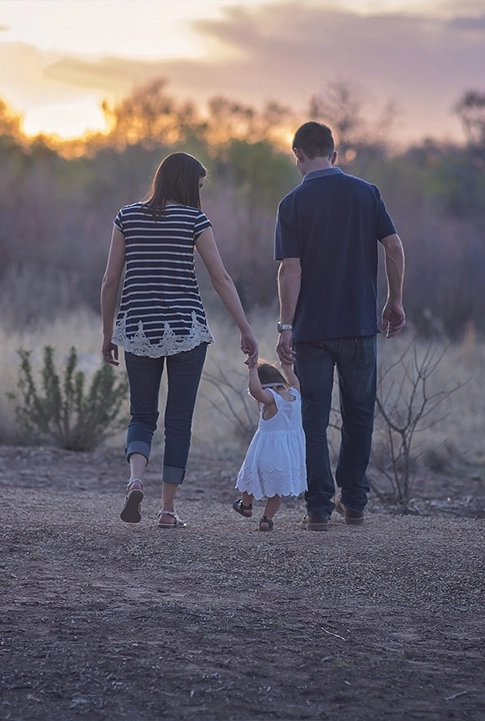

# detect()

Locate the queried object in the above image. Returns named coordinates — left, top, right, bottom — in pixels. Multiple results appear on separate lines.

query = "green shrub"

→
left=9, top=346, right=128, bottom=451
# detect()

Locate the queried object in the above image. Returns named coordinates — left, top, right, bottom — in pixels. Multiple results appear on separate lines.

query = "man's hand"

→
left=382, top=301, right=406, bottom=338
left=276, top=329, right=295, bottom=363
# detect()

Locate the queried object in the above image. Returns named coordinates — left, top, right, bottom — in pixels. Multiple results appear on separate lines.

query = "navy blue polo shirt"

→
left=275, top=167, right=396, bottom=342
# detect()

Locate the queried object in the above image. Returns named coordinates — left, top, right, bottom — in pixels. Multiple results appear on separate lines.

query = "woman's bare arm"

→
left=196, top=227, right=258, bottom=363
left=100, top=226, right=125, bottom=365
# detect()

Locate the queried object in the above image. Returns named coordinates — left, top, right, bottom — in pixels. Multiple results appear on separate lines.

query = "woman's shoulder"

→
left=164, top=204, right=207, bottom=215
left=117, top=201, right=149, bottom=217
left=163, top=205, right=212, bottom=224
left=118, top=203, right=210, bottom=220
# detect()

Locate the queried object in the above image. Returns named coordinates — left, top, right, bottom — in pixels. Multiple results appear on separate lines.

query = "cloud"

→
left=44, top=55, right=161, bottom=93
left=450, top=14, right=485, bottom=29
left=185, top=2, right=485, bottom=139
left=0, top=42, right=87, bottom=106
left=438, top=0, right=485, bottom=14
left=2, top=2, right=485, bottom=142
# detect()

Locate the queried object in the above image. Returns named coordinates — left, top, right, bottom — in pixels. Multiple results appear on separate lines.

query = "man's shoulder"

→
left=279, top=184, right=302, bottom=206
left=278, top=170, right=381, bottom=211
left=339, top=172, right=381, bottom=195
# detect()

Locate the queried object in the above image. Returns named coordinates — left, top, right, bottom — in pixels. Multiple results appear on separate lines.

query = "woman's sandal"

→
left=259, top=516, right=274, bottom=532
left=120, top=479, right=144, bottom=523
left=232, top=499, right=253, bottom=518
left=157, top=510, right=187, bottom=529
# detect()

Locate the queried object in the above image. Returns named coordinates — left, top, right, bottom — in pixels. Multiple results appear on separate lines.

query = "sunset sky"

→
left=1, top=0, right=484, bottom=144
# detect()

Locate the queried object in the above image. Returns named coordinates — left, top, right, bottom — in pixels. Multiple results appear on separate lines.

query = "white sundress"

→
left=236, top=387, right=307, bottom=500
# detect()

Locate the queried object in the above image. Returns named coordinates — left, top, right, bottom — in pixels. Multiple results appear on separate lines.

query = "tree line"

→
left=0, top=80, right=484, bottom=337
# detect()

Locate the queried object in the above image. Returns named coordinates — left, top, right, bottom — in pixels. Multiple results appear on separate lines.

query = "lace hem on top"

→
left=113, top=311, right=214, bottom=358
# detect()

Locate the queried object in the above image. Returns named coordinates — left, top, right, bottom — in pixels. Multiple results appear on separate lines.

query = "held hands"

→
left=240, top=330, right=258, bottom=365
left=102, top=339, right=119, bottom=366
left=382, top=301, right=406, bottom=338
left=276, top=329, right=295, bottom=364
left=245, top=355, right=258, bottom=369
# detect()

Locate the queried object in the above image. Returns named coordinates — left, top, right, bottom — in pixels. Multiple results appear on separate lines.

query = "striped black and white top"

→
left=112, top=202, right=214, bottom=358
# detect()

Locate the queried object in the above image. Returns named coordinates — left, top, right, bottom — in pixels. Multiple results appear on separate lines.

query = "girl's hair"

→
left=144, top=152, right=207, bottom=215
left=257, top=360, right=289, bottom=389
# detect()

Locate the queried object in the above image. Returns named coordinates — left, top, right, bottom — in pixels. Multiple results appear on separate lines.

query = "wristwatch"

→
left=277, top=322, right=293, bottom=333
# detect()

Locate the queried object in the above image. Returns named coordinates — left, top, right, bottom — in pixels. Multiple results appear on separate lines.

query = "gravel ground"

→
left=1, top=446, right=485, bottom=721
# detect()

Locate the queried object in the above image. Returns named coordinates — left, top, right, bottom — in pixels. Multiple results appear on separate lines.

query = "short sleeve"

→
left=375, top=189, right=396, bottom=240
left=113, top=208, right=124, bottom=233
left=275, top=197, right=300, bottom=260
left=194, top=211, right=212, bottom=241
left=266, top=387, right=282, bottom=408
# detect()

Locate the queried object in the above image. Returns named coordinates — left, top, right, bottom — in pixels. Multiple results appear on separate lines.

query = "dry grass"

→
left=375, top=328, right=485, bottom=469
left=0, top=308, right=104, bottom=443
left=1, top=303, right=484, bottom=475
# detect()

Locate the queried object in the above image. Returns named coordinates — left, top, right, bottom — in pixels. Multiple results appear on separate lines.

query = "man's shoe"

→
left=300, top=514, right=329, bottom=531
left=334, top=497, right=364, bottom=526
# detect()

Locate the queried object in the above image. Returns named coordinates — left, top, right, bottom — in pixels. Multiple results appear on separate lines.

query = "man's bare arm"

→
left=276, top=257, right=301, bottom=362
left=380, top=233, right=406, bottom=338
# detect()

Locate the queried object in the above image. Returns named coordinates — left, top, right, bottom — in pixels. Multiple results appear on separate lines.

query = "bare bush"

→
left=200, top=363, right=258, bottom=447
left=372, top=337, right=464, bottom=512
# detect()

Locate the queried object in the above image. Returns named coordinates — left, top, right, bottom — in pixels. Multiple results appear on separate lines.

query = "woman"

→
left=101, top=152, right=258, bottom=528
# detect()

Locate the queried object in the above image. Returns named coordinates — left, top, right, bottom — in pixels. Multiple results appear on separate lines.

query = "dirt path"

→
left=1, top=447, right=485, bottom=721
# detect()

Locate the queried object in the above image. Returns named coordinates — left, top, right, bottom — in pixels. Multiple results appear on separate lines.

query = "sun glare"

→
left=22, top=100, right=108, bottom=140
left=0, top=0, right=469, bottom=142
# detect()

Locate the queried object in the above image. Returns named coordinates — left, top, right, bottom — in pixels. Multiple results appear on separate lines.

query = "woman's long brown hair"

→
left=144, top=152, right=207, bottom=215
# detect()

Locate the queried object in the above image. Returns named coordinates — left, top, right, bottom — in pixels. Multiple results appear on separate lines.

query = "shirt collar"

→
left=302, top=167, right=343, bottom=182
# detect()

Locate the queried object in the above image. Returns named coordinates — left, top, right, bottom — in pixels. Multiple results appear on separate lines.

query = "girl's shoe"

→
left=259, top=516, right=274, bottom=532
left=232, top=499, right=253, bottom=518
left=157, top=510, right=187, bottom=529
left=120, top=480, right=144, bottom=523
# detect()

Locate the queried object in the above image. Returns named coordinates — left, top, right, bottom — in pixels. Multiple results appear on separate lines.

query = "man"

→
left=276, top=121, right=405, bottom=531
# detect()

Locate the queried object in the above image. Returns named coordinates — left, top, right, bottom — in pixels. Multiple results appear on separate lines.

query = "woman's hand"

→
left=102, top=340, right=119, bottom=366
left=245, top=354, right=258, bottom=369
left=241, top=330, right=258, bottom=365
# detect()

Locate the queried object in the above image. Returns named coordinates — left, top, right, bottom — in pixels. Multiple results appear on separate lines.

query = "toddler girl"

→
left=233, top=358, right=306, bottom=531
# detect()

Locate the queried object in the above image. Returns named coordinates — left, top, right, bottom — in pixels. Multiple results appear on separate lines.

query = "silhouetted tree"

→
left=454, top=90, right=485, bottom=147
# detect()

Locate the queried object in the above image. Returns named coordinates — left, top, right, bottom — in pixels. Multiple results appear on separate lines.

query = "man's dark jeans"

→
left=294, top=335, right=376, bottom=518
left=124, top=343, right=207, bottom=485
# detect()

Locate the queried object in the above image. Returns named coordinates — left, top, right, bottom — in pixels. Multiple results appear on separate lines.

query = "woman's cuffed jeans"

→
left=124, top=343, right=208, bottom=485
left=294, top=335, right=376, bottom=518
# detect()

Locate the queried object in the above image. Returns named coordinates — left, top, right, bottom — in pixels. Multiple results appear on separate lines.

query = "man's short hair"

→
left=292, top=121, right=335, bottom=160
